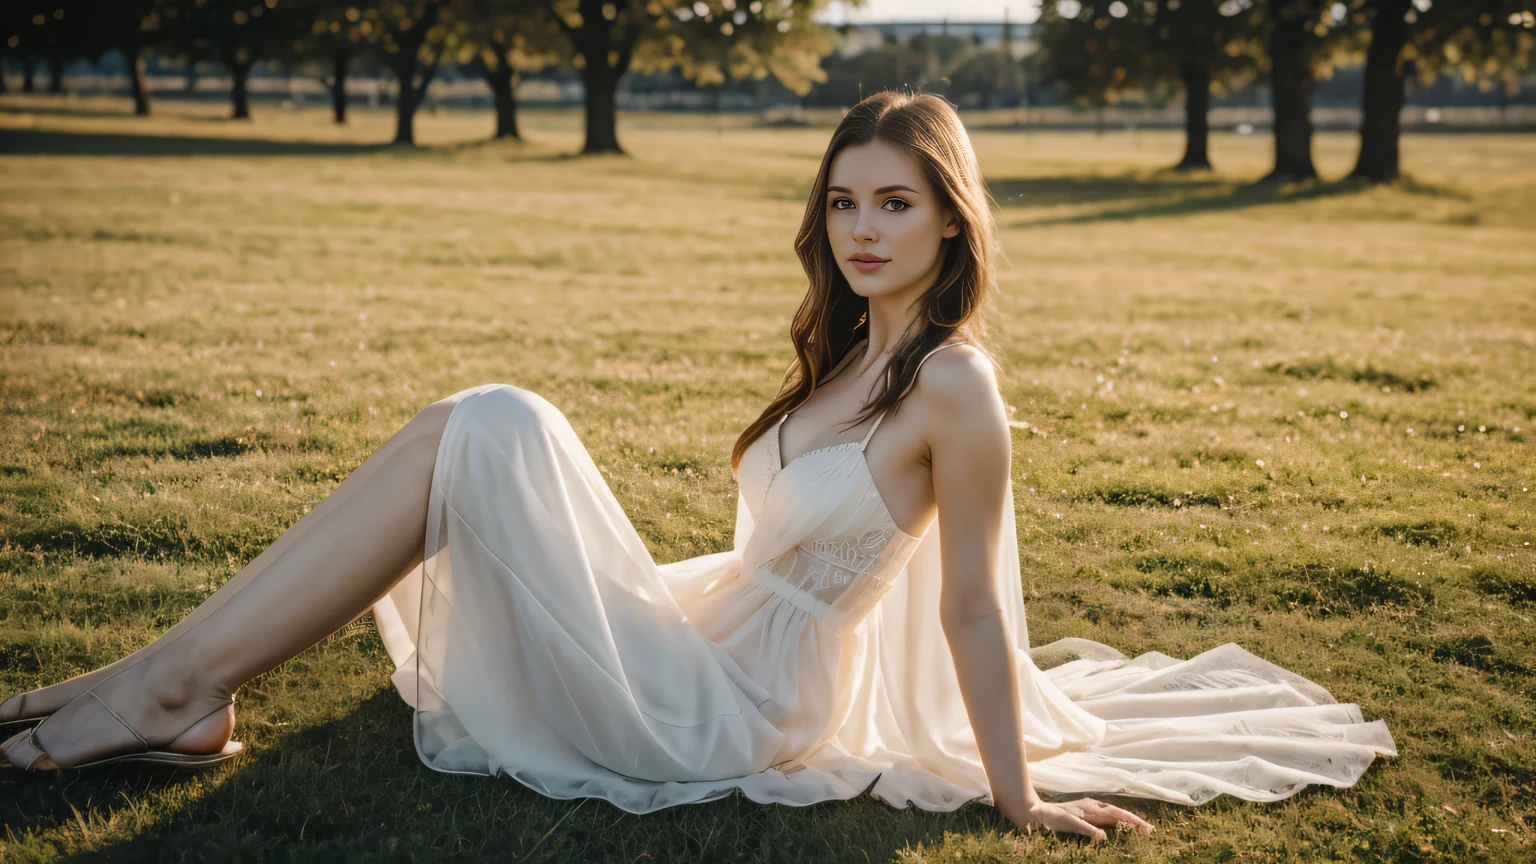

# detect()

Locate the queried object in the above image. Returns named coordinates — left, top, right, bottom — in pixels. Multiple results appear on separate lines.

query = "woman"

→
left=1, top=91, right=1395, bottom=844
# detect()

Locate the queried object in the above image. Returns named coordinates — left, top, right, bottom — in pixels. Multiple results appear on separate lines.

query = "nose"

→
left=852, top=203, right=878, bottom=243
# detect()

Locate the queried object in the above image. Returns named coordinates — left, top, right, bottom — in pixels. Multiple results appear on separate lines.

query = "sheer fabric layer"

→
left=372, top=384, right=1396, bottom=815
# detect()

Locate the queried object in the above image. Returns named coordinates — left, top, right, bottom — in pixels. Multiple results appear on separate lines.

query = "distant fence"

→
left=7, top=73, right=1536, bottom=130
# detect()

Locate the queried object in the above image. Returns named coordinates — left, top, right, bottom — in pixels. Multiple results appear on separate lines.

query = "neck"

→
left=851, top=282, right=934, bottom=377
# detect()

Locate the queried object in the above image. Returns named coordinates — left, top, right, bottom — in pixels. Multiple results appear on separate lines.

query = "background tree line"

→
left=1034, top=0, right=1534, bottom=182
left=0, top=0, right=837, bottom=152
left=3, top=0, right=1532, bottom=177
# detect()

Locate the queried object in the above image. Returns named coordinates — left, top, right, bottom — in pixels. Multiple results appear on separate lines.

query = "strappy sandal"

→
left=1, top=691, right=242, bottom=772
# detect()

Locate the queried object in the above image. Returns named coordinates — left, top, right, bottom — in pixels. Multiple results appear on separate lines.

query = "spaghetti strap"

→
left=861, top=341, right=967, bottom=452
left=858, top=411, right=886, bottom=450
left=896, top=341, right=966, bottom=401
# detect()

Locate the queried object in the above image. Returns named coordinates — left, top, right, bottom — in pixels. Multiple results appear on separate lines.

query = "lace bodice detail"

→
left=731, top=339, right=960, bottom=629
left=750, top=471, right=921, bottom=626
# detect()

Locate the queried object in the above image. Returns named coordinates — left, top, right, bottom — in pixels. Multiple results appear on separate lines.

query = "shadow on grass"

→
left=0, top=127, right=597, bottom=163
left=0, top=128, right=391, bottom=158
left=992, top=171, right=1473, bottom=226
left=1013, top=176, right=1372, bottom=226
left=3, top=689, right=1126, bottom=862
left=0, top=102, right=161, bottom=121
left=987, top=173, right=1231, bottom=208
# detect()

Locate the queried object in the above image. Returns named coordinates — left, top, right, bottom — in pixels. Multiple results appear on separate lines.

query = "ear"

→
left=941, top=209, right=961, bottom=240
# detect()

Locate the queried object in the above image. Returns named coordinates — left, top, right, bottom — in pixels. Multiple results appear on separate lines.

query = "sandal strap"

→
left=88, top=692, right=148, bottom=747
left=25, top=689, right=150, bottom=769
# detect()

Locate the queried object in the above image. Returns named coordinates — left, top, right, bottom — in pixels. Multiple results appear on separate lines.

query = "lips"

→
left=849, top=253, right=889, bottom=273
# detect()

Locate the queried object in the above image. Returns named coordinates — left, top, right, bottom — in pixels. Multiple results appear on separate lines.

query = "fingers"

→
left=1059, top=812, right=1107, bottom=843
left=1071, top=798, right=1156, bottom=836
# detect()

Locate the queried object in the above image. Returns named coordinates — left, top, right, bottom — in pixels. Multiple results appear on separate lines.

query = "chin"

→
left=845, top=278, right=909, bottom=300
left=839, top=270, right=894, bottom=296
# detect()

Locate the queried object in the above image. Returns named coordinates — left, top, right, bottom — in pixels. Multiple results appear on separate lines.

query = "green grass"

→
left=1, top=95, right=1534, bottom=862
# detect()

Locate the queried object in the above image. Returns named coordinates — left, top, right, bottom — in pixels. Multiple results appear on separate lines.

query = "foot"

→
left=1, top=656, right=236, bottom=772
left=0, top=692, right=33, bottom=724
left=1, top=665, right=128, bottom=726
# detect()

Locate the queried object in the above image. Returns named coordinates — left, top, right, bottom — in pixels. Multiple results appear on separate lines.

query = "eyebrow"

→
left=826, top=185, right=921, bottom=195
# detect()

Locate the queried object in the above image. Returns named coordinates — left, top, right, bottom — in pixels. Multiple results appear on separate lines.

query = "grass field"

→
left=1, top=95, right=1534, bottom=863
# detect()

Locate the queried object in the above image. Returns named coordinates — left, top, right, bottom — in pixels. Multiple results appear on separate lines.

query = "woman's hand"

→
left=1003, top=795, right=1155, bottom=843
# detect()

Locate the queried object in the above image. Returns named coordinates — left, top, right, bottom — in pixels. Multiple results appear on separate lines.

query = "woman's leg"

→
left=2, top=393, right=464, bottom=767
left=3, top=400, right=435, bottom=722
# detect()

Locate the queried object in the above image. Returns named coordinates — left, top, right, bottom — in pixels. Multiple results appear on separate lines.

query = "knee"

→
left=432, top=384, right=561, bottom=440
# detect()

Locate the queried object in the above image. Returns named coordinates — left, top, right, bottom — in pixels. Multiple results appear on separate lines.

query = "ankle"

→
left=141, top=652, right=229, bottom=714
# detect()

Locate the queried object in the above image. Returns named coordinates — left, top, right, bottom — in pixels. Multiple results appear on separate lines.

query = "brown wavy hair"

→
left=730, top=89, right=1004, bottom=476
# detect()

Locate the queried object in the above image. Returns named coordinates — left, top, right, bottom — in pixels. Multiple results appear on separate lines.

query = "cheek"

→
left=825, top=210, right=852, bottom=239
left=889, top=212, right=941, bottom=253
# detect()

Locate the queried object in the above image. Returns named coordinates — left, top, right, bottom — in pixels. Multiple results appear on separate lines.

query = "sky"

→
left=814, top=0, right=1043, bottom=24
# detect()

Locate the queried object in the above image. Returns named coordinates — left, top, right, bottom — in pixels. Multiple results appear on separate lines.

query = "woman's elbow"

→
left=939, top=589, right=1006, bottom=635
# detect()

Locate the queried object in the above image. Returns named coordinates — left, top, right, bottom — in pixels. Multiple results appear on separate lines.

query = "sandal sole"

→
left=73, top=741, right=244, bottom=769
left=1, top=741, right=243, bottom=771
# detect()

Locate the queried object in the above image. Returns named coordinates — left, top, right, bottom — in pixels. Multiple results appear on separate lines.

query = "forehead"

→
left=827, top=138, right=930, bottom=193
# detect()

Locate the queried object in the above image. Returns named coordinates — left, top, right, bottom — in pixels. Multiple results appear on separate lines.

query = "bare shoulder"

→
left=908, top=343, right=1008, bottom=451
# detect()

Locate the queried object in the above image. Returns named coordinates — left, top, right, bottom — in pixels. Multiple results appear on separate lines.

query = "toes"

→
left=1, top=729, right=58, bottom=771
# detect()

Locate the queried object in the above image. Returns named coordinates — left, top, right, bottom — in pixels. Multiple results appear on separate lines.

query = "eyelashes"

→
left=830, top=197, right=910, bottom=212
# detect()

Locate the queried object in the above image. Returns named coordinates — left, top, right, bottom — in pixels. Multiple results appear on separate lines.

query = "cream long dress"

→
left=372, top=342, right=1397, bottom=815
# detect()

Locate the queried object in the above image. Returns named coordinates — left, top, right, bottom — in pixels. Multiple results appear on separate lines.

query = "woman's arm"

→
left=922, top=350, right=1153, bottom=842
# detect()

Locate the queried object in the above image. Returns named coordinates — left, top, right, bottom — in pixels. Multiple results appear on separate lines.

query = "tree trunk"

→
left=126, top=46, right=151, bottom=116
left=1175, top=57, right=1212, bottom=171
left=390, top=57, right=435, bottom=145
left=23, top=57, right=37, bottom=92
left=47, top=56, right=65, bottom=93
left=391, top=57, right=440, bottom=145
left=330, top=51, right=349, bottom=124
left=231, top=60, right=252, bottom=119
left=1349, top=0, right=1411, bottom=184
left=581, top=60, right=623, bottom=153
left=1264, top=10, right=1318, bottom=182
left=387, top=4, right=441, bottom=146
left=484, top=51, right=521, bottom=140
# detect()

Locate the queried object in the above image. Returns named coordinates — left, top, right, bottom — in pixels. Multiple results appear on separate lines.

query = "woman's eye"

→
left=829, top=197, right=906, bottom=211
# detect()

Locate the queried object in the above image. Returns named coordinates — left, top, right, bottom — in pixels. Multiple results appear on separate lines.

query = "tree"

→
left=163, top=0, right=300, bottom=119
left=4, top=0, right=160, bottom=112
left=1254, top=0, right=1357, bottom=182
left=287, top=1, right=382, bottom=126
left=454, top=0, right=569, bottom=139
left=946, top=51, right=1024, bottom=108
left=85, top=0, right=163, bottom=116
left=1037, top=1, right=1159, bottom=132
left=1148, top=0, right=1264, bottom=171
left=7, top=1, right=78, bottom=96
left=360, top=0, right=457, bottom=145
left=1349, top=0, right=1535, bottom=183
left=291, top=0, right=377, bottom=124
left=544, top=0, right=838, bottom=155
left=803, top=41, right=927, bottom=107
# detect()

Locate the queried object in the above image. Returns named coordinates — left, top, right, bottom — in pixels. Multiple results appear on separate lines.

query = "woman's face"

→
left=825, top=137, right=959, bottom=300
